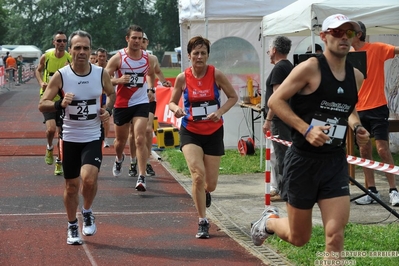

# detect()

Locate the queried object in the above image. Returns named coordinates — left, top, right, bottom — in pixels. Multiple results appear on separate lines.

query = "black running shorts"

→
left=281, top=146, right=350, bottom=209
left=61, top=139, right=102, bottom=179
left=179, top=126, right=225, bottom=156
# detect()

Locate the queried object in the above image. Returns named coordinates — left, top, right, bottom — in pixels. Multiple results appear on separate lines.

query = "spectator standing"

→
left=263, top=36, right=294, bottom=202
left=352, top=21, right=399, bottom=206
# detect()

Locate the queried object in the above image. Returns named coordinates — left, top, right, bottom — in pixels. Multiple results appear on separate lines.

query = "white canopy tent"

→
left=10, top=45, right=42, bottom=59
left=178, top=0, right=296, bottom=154
left=0, top=47, right=11, bottom=57
left=261, top=0, right=399, bottom=152
left=262, top=0, right=399, bottom=37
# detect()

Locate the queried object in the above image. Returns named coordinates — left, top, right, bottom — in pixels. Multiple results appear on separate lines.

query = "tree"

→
left=0, top=0, right=9, bottom=43
left=152, top=0, right=180, bottom=60
left=1, top=0, right=180, bottom=60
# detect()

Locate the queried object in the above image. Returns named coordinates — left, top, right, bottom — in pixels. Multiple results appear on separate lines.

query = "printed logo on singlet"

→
left=68, top=99, right=97, bottom=120
left=78, top=80, right=89, bottom=85
left=337, top=87, right=344, bottom=94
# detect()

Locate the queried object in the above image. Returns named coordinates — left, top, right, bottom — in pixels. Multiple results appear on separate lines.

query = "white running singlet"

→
left=58, top=64, right=104, bottom=142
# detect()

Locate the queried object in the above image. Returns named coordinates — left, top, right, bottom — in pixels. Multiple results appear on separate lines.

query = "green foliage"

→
left=0, top=0, right=8, bottom=41
left=2, top=0, right=179, bottom=56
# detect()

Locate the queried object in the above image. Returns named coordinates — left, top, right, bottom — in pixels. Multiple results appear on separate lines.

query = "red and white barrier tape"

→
left=265, top=133, right=399, bottom=175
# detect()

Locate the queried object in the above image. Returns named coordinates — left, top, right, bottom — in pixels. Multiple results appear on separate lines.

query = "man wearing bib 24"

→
left=39, top=30, right=115, bottom=245
left=169, top=36, right=238, bottom=239
left=251, top=14, right=370, bottom=262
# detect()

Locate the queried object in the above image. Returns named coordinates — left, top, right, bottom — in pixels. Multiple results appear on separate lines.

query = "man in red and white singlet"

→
left=105, top=25, right=155, bottom=192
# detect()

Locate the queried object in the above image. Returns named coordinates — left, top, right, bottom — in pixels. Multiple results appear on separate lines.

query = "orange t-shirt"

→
left=6, top=56, right=16, bottom=69
left=356, top=42, right=395, bottom=111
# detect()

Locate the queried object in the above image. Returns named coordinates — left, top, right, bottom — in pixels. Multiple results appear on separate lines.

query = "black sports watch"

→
left=105, top=107, right=113, bottom=116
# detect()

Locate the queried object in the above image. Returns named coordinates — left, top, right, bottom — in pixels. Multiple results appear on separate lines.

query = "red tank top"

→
left=182, top=65, right=223, bottom=135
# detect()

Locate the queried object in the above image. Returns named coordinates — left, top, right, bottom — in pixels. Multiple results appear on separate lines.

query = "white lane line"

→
left=0, top=211, right=193, bottom=217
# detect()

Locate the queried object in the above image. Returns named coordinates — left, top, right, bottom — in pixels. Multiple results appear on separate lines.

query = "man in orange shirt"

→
left=6, top=55, right=17, bottom=81
left=352, top=21, right=399, bottom=206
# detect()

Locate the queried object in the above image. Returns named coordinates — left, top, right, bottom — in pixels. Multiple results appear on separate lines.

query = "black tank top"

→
left=290, top=54, right=358, bottom=153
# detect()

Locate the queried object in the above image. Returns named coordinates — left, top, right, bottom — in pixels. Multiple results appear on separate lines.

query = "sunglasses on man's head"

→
left=325, top=29, right=356, bottom=39
left=56, top=39, right=68, bottom=43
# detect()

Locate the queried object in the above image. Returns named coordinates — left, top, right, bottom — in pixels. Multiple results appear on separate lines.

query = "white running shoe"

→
left=354, top=190, right=381, bottom=205
left=112, top=154, right=125, bottom=177
left=82, top=211, right=97, bottom=236
left=103, top=139, right=110, bottom=148
left=67, top=225, right=83, bottom=245
left=389, top=190, right=399, bottom=206
left=135, top=175, right=147, bottom=191
left=251, top=206, right=279, bottom=246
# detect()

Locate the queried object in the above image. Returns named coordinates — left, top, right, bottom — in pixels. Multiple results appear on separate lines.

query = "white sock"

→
left=199, top=218, right=208, bottom=224
left=47, top=145, right=53, bottom=150
left=68, top=219, right=78, bottom=227
left=82, top=207, right=92, bottom=214
left=131, top=157, right=137, bottom=163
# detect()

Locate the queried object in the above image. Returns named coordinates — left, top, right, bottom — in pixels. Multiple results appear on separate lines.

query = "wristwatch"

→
left=105, top=107, right=113, bottom=116
left=147, top=88, right=156, bottom=93
left=354, top=124, right=363, bottom=135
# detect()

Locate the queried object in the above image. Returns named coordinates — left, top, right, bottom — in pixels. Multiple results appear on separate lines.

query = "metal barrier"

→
left=0, top=64, right=36, bottom=90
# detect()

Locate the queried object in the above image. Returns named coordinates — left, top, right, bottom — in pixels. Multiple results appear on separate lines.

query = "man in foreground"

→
left=251, top=14, right=370, bottom=261
left=39, top=30, right=115, bottom=245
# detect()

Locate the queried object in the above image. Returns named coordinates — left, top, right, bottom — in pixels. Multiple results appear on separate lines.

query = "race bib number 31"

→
left=310, top=113, right=347, bottom=146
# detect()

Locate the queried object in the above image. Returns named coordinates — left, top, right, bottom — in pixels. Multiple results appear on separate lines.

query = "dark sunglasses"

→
left=325, top=29, right=356, bottom=39
left=56, top=39, right=68, bottom=43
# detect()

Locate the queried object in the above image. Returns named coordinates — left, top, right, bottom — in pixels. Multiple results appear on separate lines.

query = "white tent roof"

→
left=0, top=47, right=11, bottom=57
left=179, top=0, right=295, bottom=22
left=10, top=45, right=42, bottom=58
left=262, top=0, right=399, bottom=37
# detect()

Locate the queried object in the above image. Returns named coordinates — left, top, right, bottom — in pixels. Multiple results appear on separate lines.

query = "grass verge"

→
left=160, top=67, right=181, bottom=79
left=161, top=147, right=399, bottom=266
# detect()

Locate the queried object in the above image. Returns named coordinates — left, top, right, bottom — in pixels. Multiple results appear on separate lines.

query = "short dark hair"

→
left=96, top=48, right=107, bottom=54
left=270, top=36, right=292, bottom=55
left=126, top=25, right=143, bottom=38
left=357, top=21, right=366, bottom=42
left=187, top=36, right=211, bottom=55
left=68, top=30, right=92, bottom=48
left=306, top=43, right=323, bottom=53
left=53, top=30, right=66, bottom=40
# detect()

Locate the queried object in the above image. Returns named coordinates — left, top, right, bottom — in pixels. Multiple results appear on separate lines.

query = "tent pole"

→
left=259, top=26, right=266, bottom=170
left=205, top=17, right=208, bottom=38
